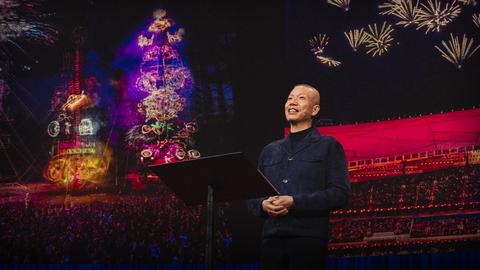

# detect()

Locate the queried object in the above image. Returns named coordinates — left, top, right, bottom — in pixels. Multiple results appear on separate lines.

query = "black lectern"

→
left=148, top=152, right=279, bottom=270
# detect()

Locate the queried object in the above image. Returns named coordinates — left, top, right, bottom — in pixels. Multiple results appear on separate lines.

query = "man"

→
left=247, top=84, right=351, bottom=270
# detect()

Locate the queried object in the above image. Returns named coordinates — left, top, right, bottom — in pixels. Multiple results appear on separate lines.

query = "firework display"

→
left=473, top=13, right=480, bottom=28
left=0, top=0, right=57, bottom=45
left=309, top=34, right=330, bottom=56
left=416, top=0, right=462, bottom=34
left=319, top=0, right=480, bottom=67
left=126, top=9, right=199, bottom=165
left=317, top=55, right=342, bottom=67
left=364, top=22, right=395, bottom=57
left=379, top=0, right=422, bottom=27
left=327, top=0, right=351, bottom=11
left=435, top=33, right=480, bottom=68
left=458, top=0, right=478, bottom=5
left=308, top=34, right=342, bottom=67
left=0, top=0, right=57, bottom=77
left=344, top=28, right=371, bottom=52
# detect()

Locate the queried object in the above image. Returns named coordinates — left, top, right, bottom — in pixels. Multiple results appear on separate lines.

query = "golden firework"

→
left=379, top=0, right=422, bottom=27
left=327, top=0, right=351, bottom=11
left=365, top=22, right=395, bottom=57
left=435, top=33, right=480, bottom=68
left=416, top=0, right=461, bottom=34
left=458, top=0, right=477, bottom=6
left=316, top=55, right=342, bottom=67
left=473, top=13, right=480, bottom=29
left=308, top=34, right=341, bottom=68
left=309, top=34, right=329, bottom=56
left=344, top=28, right=371, bottom=51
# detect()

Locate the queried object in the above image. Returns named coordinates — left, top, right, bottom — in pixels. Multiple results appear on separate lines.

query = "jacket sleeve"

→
left=292, top=139, right=352, bottom=214
left=246, top=148, right=268, bottom=217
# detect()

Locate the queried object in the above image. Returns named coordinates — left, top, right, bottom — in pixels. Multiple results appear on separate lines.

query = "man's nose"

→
left=287, top=99, right=298, bottom=106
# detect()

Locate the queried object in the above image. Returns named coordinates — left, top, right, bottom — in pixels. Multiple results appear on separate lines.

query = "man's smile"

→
left=288, top=108, right=299, bottom=113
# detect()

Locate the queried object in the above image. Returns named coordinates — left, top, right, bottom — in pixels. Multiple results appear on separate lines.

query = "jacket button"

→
left=282, top=179, right=289, bottom=184
left=288, top=156, right=294, bottom=161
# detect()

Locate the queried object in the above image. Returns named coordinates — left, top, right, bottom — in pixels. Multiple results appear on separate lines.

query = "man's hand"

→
left=272, top=195, right=294, bottom=211
left=261, top=196, right=294, bottom=217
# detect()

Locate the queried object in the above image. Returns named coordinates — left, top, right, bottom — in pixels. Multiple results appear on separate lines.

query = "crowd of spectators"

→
left=411, top=215, right=480, bottom=238
left=346, top=164, right=480, bottom=211
left=329, top=215, right=480, bottom=244
left=0, top=190, right=232, bottom=263
left=329, top=164, right=480, bottom=246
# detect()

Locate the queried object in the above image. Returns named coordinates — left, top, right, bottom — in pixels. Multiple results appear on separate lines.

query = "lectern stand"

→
left=148, top=152, right=279, bottom=270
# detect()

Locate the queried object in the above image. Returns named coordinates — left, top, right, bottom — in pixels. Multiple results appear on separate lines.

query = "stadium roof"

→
left=286, top=109, right=480, bottom=161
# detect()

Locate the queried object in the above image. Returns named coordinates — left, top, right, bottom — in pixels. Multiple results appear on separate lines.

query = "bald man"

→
left=247, top=84, right=351, bottom=270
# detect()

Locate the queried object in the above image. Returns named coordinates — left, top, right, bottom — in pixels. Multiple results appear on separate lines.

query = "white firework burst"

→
left=326, top=0, right=351, bottom=11
left=316, top=55, right=342, bottom=67
left=473, top=13, right=480, bottom=29
left=416, top=0, right=461, bottom=34
left=379, top=0, right=422, bottom=27
left=435, top=33, right=480, bottom=68
left=0, top=0, right=58, bottom=47
left=458, top=0, right=477, bottom=6
left=344, top=28, right=371, bottom=51
left=309, top=34, right=329, bottom=56
left=364, top=22, right=395, bottom=57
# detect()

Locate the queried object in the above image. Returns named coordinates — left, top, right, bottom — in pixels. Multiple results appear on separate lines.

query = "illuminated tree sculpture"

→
left=124, top=11, right=234, bottom=262
left=127, top=9, right=200, bottom=166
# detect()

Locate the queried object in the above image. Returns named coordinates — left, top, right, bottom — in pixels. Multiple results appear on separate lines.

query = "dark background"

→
left=2, top=0, right=479, bottom=262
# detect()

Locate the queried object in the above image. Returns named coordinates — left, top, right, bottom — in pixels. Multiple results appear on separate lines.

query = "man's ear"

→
left=312, top=105, right=320, bottom=116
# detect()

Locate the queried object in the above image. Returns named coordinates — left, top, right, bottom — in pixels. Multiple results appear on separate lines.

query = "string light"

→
left=43, top=144, right=112, bottom=188
left=127, top=9, right=200, bottom=165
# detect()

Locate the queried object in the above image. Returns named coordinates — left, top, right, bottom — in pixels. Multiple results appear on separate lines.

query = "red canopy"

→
left=286, top=109, right=480, bottom=161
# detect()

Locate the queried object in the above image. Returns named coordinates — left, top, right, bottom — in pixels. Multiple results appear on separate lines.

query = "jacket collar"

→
left=280, top=127, right=322, bottom=156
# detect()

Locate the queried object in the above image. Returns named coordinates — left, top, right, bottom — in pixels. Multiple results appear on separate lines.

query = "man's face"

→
left=284, top=86, right=320, bottom=124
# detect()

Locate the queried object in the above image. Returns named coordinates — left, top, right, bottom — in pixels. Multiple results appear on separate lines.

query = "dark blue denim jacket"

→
left=247, top=128, right=351, bottom=240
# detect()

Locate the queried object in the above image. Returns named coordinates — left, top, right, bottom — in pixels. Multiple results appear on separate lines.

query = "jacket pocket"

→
left=298, top=154, right=325, bottom=162
left=296, top=154, right=326, bottom=190
left=262, top=156, right=283, bottom=167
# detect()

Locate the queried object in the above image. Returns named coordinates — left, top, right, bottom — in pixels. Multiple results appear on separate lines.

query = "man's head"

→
left=284, top=84, right=320, bottom=128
